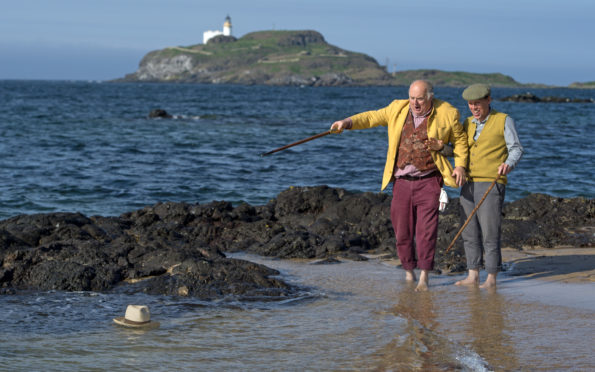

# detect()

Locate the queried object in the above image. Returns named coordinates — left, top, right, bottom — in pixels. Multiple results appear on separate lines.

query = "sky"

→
left=1, top=0, right=593, bottom=86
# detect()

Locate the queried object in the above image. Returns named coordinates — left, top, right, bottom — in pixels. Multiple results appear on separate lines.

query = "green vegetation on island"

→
left=569, top=81, right=595, bottom=89
left=390, top=69, right=524, bottom=87
left=119, top=30, right=392, bottom=86
left=118, top=30, right=589, bottom=88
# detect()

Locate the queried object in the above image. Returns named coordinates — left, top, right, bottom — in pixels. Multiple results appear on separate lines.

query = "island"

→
left=117, top=30, right=540, bottom=88
left=117, top=30, right=392, bottom=86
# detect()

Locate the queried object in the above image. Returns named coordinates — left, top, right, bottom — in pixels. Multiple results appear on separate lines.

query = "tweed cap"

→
left=462, top=84, right=491, bottom=100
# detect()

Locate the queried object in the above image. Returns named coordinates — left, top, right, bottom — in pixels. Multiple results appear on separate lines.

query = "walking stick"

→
left=260, top=130, right=332, bottom=156
left=445, top=174, right=501, bottom=253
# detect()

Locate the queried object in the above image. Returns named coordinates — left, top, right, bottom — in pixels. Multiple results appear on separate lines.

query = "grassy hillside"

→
left=122, top=30, right=393, bottom=86
left=569, top=81, right=595, bottom=89
left=391, top=69, right=523, bottom=87
left=120, top=29, right=586, bottom=88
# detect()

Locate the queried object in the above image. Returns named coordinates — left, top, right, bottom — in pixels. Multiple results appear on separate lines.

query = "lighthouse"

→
left=223, top=15, right=232, bottom=37
left=203, top=15, right=233, bottom=44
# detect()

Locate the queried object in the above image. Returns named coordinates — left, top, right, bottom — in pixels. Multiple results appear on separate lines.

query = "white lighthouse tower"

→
left=203, top=15, right=232, bottom=44
left=223, top=15, right=232, bottom=37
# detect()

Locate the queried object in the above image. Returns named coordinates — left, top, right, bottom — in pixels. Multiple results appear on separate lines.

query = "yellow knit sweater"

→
left=463, top=110, right=509, bottom=184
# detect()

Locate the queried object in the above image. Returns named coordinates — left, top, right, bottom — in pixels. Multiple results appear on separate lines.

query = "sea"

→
left=0, top=80, right=594, bottom=371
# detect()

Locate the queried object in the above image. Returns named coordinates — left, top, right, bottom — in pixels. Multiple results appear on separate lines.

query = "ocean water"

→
left=0, top=81, right=593, bottom=220
left=0, top=81, right=594, bottom=371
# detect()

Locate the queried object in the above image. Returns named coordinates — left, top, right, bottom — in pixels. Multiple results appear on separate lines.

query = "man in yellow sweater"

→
left=455, top=84, right=523, bottom=289
left=330, top=80, right=468, bottom=291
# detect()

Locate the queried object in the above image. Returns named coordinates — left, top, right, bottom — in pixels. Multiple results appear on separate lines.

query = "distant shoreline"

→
left=2, top=78, right=594, bottom=90
left=111, top=30, right=594, bottom=89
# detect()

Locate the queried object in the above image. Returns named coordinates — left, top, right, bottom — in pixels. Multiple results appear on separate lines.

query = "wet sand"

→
left=502, top=246, right=595, bottom=284
left=377, top=245, right=595, bottom=285
left=375, top=245, right=595, bottom=311
left=252, top=250, right=595, bottom=371
left=357, top=246, right=595, bottom=370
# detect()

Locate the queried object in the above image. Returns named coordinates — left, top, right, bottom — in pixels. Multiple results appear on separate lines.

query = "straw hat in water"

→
left=113, top=305, right=159, bottom=328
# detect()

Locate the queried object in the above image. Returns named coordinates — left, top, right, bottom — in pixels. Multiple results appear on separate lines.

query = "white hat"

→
left=113, top=305, right=159, bottom=328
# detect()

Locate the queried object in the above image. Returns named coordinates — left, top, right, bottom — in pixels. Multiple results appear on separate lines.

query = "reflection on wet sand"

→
left=381, top=282, right=522, bottom=371
left=460, top=288, right=519, bottom=371
left=377, top=283, right=474, bottom=371
left=227, top=254, right=594, bottom=371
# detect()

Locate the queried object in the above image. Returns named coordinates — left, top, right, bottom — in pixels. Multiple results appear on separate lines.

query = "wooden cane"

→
left=260, top=130, right=332, bottom=156
left=445, top=174, right=501, bottom=253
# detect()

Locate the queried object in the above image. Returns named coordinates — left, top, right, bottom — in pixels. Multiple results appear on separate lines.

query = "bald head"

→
left=408, top=80, right=434, bottom=116
left=409, top=80, right=434, bottom=100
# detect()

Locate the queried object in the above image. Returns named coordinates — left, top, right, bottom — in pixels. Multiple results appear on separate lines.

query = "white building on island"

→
left=203, top=15, right=232, bottom=44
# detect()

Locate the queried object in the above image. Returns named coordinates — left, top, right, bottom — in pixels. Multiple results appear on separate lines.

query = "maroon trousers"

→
left=390, top=174, right=442, bottom=270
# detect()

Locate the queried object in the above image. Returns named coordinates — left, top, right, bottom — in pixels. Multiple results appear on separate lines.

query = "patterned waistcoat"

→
left=396, top=112, right=437, bottom=171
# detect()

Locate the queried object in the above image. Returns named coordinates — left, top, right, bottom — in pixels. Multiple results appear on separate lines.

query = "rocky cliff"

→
left=116, top=29, right=589, bottom=88
left=118, top=30, right=393, bottom=86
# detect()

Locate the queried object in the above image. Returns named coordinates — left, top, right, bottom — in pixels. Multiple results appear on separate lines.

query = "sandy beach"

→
left=502, top=246, right=595, bottom=284
left=376, top=245, right=595, bottom=285
left=495, top=245, right=595, bottom=313
left=374, top=244, right=595, bottom=312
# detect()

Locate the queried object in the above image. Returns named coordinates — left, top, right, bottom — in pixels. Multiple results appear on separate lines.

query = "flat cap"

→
left=462, top=84, right=491, bottom=100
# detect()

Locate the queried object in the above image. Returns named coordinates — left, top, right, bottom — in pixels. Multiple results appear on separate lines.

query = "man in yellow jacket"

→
left=455, top=83, right=523, bottom=289
left=331, top=80, right=468, bottom=291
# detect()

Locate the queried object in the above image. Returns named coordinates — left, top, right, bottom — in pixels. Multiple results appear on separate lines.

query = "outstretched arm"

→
left=330, top=118, right=353, bottom=133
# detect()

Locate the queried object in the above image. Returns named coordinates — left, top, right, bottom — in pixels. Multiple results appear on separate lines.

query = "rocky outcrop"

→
left=267, top=73, right=354, bottom=87
left=1, top=187, right=592, bottom=297
left=206, top=35, right=237, bottom=44
left=0, top=208, right=294, bottom=299
left=117, top=30, right=392, bottom=86
left=500, top=92, right=594, bottom=103
left=113, top=29, right=590, bottom=88
left=148, top=108, right=172, bottom=118
left=275, top=30, right=325, bottom=47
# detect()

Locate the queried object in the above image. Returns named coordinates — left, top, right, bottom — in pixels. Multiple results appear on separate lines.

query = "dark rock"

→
left=500, top=92, right=541, bottom=102
left=315, top=73, right=354, bottom=86
left=0, top=188, right=592, bottom=297
left=277, top=31, right=325, bottom=47
left=268, top=73, right=354, bottom=87
left=311, top=257, right=342, bottom=265
left=206, top=35, right=237, bottom=44
left=0, top=202, right=295, bottom=300
left=540, top=96, right=594, bottom=103
left=500, top=93, right=594, bottom=103
left=148, top=108, right=173, bottom=118
left=501, top=193, right=594, bottom=248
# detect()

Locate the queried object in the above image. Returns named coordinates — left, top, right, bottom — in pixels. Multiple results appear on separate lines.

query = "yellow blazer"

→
left=350, top=99, right=468, bottom=190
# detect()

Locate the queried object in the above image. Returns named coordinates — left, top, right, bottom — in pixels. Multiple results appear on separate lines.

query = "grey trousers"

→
left=459, top=181, right=506, bottom=274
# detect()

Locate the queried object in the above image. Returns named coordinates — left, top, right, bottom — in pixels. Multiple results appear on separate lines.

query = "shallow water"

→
left=1, top=255, right=593, bottom=371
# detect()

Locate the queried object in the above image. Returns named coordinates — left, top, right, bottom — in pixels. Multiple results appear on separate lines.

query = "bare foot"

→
left=415, top=281, right=428, bottom=292
left=405, top=270, right=416, bottom=282
left=479, top=273, right=497, bottom=289
left=414, top=270, right=429, bottom=292
left=454, top=270, right=479, bottom=286
left=455, top=276, right=479, bottom=286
